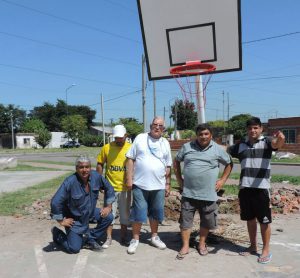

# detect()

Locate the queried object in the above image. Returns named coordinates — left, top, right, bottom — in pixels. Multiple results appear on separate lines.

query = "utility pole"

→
left=222, top=91, right=226, bottom=135
left=10, top=111, right=14, bottom=149
left=163, top=106, right=166, bottom=123
left=153, top=80, right=156, bottom=117
left=142, top=54, right=147, bottom=132
left=101, top=93, right=105, bottom=146
left=227, top=91, right=230, bottom=130
left=174, top=101, right=178, bottom=140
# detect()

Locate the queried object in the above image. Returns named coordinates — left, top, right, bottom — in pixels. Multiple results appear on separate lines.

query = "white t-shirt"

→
left=126, top=133, right=172, bottom=190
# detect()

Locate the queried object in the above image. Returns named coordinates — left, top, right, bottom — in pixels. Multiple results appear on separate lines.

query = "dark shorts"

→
left=179, top=197, right=218, bottom=230
left=238, top=188, right=272, bottom=224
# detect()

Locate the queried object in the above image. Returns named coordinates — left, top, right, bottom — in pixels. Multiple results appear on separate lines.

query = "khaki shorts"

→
left=111, top=191, right=132, bottom=226
left=179, top=197, right=218, bottom=230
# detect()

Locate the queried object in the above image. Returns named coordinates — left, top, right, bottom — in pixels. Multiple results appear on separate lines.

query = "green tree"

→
left=20, top=118, right=51, bottom=148
left=228, top=114, right=253, bottom=140
left=21, top=118, right=46, bottom=133
left=29, top=100, right=96, bottom=131
left=61, top=115, right=87, bottom=141
left=35, top=128, right=52, bottom=148
left=118, top=117, right=143, bottom=140
left=0, top=104, right=26, bottom=133
left=207, top=120, right=227, bottom=137
left=170, top=100, right=197, bottom=130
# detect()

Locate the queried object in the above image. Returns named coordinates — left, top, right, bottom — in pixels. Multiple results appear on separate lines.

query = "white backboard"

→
left=137, top=0, right=242, bottom=80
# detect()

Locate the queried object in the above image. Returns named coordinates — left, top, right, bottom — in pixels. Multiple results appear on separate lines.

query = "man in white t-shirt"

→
left=125, top=116, right=172, bottom=254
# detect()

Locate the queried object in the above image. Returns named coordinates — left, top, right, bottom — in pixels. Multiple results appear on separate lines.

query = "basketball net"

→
left=171, top=69, right=213, bottom=123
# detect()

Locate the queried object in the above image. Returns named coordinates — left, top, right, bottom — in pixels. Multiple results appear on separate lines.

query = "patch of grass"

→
left=22, top=160, right=74, bottom=166
left=5, top=164, right=63, bottom=171
left=272, top=157, right=300, bottom=163
left=223, top=184, right=239, bottom=196
left=271, top=175, right=300, bottom=185
left=225, top=172, right=300, bottom=185
left=0, top=146, right=101, bottom=157
left=0, top=173, right=70, bottom=216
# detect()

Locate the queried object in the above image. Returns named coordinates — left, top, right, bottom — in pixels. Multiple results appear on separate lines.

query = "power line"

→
left=211, top=74, right=300, bottom=83
left=0, top=63, right=139, bottom=89
left=243, top=31, right=300, bottom=44
left=1, top=0, right=140, bottom=44
left=0, top=31, right=139, bottom=67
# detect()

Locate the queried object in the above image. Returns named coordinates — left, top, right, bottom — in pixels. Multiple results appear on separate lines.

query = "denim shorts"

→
left=129, top=185, right=165, bottom=223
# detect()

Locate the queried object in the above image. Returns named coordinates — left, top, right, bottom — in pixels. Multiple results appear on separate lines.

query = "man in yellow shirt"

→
left=96, top=125, right=131, bottom=248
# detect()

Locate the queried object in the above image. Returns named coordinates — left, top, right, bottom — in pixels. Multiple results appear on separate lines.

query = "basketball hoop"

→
left=170, top=60, right=215, bottom=102
left=170, top=61, right=216, bottom=123
left=170, top=60, right=216, bottom=76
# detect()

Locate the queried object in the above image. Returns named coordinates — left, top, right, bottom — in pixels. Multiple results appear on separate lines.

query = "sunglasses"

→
left=152, top=123, right=164, bottom=129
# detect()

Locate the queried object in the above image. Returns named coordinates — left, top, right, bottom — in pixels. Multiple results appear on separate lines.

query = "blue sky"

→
left=0, top=0, right=300, bottom=127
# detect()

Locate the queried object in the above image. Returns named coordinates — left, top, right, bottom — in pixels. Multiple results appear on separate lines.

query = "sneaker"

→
left=84, top=241, right=103, bottom=252
left=51, top=226, right=61, bottom=244
left=102, top=238, right=112, bottom=249
left=127, top=239, right=139, bottom=254
left=151, top=236, right=166, bottom=250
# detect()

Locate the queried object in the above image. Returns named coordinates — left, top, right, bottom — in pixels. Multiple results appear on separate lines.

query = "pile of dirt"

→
left=164, top=184, right=300, bottom=220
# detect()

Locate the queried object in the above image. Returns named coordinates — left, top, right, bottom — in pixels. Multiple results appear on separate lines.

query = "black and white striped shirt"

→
left=228, top=136, right=276, bottom=189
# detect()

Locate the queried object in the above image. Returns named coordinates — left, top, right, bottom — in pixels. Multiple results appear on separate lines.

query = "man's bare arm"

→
left=215, top=162, right=233, bottom=191
left=125, top=158, right=135, bottom=190
left=96, top=163, right=104, bottom=175
left=165, top=166, right=171, bottom=196
left=173, top=158, right=183, bottom=192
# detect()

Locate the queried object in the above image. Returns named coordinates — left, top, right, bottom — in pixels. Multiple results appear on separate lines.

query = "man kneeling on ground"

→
left=50, top=155, right=115, bottom=253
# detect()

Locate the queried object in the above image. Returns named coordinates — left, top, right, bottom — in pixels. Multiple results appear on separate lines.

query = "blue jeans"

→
left=129, top=185, right=165, bottom=223
left=53, top=208, right=113, bottom=253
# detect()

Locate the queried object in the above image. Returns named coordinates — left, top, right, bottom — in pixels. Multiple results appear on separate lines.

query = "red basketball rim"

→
left=170, top=61, right=216, bottom=76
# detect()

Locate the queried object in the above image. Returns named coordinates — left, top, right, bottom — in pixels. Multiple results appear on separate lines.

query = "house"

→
left=266, top=117, right=300, bottom=154
left=0, top=132, right=68, bottom=149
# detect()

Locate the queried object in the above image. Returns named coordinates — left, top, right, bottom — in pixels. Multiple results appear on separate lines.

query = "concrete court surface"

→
left=0, top=171, right=69, bottom=193
left=0, top=214, right=299, bottom=278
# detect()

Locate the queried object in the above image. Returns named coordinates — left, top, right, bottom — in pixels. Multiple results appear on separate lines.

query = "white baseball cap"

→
left=112, top=125, right=126, bottom=137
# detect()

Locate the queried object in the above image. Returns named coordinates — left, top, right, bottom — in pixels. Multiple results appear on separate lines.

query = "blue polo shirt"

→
left=51, top=170, right=115, bottom=234
left=176, top=140, right=231, bottom=201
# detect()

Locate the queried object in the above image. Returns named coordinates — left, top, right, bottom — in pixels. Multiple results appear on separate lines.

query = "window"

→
left=23, top=138, right=30, bottom=145
left=282, top=129, right=296, bottom=144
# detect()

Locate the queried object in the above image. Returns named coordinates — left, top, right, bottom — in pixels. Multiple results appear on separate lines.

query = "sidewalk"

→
left=0, top=214, right=299, bottom=278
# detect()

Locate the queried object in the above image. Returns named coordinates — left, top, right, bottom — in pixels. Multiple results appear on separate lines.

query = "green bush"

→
left=79, top=134, right=103, bottom=147
left=181, top=129, right=195, bottom=139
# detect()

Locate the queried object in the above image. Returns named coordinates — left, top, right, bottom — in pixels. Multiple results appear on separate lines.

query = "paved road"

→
left=0, top=214, right=299, bottom=278
left=3, top=152, right=300, bottom=176
left=0, top=171, right=69, bottom=193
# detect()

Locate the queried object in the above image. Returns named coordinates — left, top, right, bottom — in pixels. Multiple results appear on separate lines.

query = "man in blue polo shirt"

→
left=174, top=124, right=233, bottom=260
left=228, top=117, right=285, bottom=264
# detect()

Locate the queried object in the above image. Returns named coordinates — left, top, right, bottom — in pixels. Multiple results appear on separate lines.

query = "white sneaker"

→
left=127, top=239, right=139, bottom=254
left=151, top=236, right=166, bottom=250
left=102, top=238, right=112, bottom=249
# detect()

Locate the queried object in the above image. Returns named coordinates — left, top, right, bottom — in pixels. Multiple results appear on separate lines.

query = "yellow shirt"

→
left=97, top=141, right=131, bottom=192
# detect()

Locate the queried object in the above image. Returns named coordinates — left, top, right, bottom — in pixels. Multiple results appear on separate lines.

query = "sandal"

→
left=197, top=245, right=208, bottom=256
left=257, top=253, right=272, bottom=264
left=176, top=251, right=189, bottom=260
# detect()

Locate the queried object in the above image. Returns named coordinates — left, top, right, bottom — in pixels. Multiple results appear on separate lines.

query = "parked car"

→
left=60, top=141, right=80, bottom=148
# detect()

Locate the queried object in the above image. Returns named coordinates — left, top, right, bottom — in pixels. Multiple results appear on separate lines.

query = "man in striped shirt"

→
left=228, top=117, right=285, bottom=264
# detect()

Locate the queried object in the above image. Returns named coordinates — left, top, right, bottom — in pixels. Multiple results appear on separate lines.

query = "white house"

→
left=15, top=132, right=68, bottom=149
